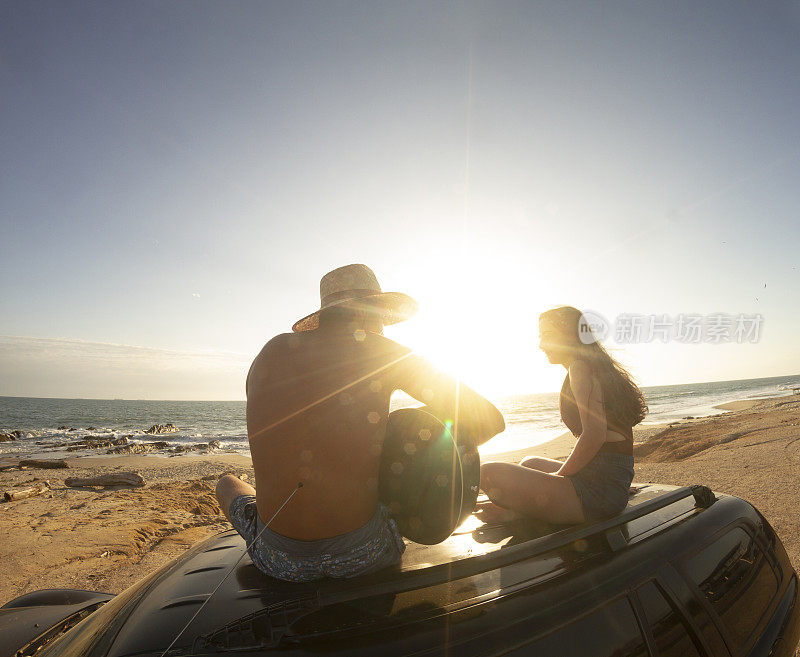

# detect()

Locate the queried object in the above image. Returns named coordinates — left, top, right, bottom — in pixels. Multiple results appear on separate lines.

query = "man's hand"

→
left=392, top=353, right=505, bottom=446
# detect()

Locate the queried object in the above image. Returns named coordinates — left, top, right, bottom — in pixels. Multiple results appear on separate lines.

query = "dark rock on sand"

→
left=0, top=433, right=15, bottom=442
left=86, top=427, right=97, bottom=431
left=106, top=441, right=169, bottom=455
left=11, top=430, right=36, bottom=439
left=19, top=458, right=69, bottom=469
left=144, top=423, right=179, bottom=435
left=64, top=472, right=145, bottom=488
left=57, top=425, right=73, bottom=431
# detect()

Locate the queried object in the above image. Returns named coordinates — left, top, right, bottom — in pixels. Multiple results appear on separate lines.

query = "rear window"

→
left=636, top=580, right=703, bottom=656
left=505, top=596, right=648, bottom=657
left=682, top=527, right=778, bottom=649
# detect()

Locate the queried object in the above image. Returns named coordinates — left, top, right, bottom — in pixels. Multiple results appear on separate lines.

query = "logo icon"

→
left=578, top=310, right=609, bottom=344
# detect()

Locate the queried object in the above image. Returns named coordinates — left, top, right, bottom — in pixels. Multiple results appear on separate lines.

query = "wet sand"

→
left=2, top=395, right=799, bottom=612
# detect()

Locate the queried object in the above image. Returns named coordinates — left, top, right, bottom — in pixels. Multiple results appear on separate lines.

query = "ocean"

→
left=1, top=374, right=798, bottom=459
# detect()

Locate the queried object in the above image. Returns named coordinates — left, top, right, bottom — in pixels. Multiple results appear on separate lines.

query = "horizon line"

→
left=1, top=371, right=798, bottom=403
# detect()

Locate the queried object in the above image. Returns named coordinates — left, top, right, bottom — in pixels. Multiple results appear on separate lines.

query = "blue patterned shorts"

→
left=228, top=495, right=406, bottom=583
left=567, top=453, right=635, bottom=522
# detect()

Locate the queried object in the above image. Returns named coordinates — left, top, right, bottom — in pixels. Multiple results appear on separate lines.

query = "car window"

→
left=636, top=580, right=704, bottom=657
left=504, top=596, right=648, bottom=657
left=682, top=527, right=778, bottom=650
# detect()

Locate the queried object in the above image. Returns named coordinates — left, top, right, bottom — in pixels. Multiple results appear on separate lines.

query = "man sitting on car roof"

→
left=215, top=264, right=504, bottom=582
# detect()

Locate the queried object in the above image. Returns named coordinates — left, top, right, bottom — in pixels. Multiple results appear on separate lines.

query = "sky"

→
left=1, top=1, right=799, bottom=400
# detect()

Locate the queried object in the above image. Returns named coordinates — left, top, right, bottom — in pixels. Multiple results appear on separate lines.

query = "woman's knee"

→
left=520, top=456, right=559, bottom=472
left=480, top=462, right=515, bottom=505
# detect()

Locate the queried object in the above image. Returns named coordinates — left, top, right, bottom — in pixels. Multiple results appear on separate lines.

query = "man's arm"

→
left=389, top=350, right=505, bottom=447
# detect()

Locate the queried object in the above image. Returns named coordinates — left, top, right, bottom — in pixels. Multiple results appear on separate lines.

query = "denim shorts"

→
left=228, top=495, right=406, bottom=583
left=567, top=453, right=635, bottom=522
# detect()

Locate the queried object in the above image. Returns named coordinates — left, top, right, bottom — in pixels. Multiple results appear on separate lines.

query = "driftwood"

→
left=18, top=459, right=69, bottom=469
left=4, top=482, right=50, bottom=502
left=64, top=472, right=145, bottom=488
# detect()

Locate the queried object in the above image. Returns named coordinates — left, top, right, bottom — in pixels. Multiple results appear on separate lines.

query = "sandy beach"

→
left=0, top=453, right=253, bottom=602
left=2, top=394, right=799, bottom=611
left=488, top=394, right=800, bottom=577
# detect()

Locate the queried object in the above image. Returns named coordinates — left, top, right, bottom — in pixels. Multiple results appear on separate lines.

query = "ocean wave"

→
left=2, top=374, right=798, bottom=458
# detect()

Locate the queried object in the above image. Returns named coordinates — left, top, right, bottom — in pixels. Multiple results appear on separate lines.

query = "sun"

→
left=385, top=260, right=552, bottom=400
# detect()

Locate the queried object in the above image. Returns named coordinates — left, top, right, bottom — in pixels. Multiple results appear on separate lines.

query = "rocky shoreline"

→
left=0, top=422, right=226, bottom=459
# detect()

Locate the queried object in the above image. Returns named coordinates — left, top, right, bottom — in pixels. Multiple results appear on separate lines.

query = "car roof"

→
left=102, top=483, right=714, bottom=656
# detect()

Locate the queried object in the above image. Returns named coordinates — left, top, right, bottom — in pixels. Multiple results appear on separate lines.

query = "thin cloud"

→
left=0, top=336, right=251, bottom=399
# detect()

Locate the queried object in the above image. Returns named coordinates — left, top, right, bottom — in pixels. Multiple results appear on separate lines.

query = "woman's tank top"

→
left=559, top=369, right=633, bottom=455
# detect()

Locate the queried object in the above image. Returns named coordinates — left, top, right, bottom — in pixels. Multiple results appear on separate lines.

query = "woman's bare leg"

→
left=479, top=461, right=584, bottom=525
left=475, top=455, right=566, bottom=523
left=519, top=455, right=564, bottom=473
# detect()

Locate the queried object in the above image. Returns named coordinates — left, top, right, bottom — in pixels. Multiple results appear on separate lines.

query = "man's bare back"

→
left=246, top=318, right=504, bottom=541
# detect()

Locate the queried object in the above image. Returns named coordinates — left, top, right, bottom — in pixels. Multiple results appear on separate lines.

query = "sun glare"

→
left=387, top=261, right=554, bottom=399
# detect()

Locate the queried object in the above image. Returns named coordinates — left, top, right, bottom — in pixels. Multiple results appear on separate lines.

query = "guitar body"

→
left=379, top=407, right=480, bottom=545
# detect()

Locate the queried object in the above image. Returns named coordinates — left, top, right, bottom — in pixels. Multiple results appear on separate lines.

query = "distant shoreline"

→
left=1, top=371, right=798, bottom=403
left=3, top=380, right=797, bottom=463
left=484, top=393, right=790, bottom=465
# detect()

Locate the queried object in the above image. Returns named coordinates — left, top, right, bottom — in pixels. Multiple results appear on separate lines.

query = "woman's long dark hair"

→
left=541, top=306, right=648, bottom=428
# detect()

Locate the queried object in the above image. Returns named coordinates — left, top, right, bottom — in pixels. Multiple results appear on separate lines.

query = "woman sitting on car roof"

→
left=478, top=306, right=648, bottom=525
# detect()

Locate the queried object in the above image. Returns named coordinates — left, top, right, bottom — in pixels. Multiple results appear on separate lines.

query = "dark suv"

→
left=2, top=483, right=798, bottom=656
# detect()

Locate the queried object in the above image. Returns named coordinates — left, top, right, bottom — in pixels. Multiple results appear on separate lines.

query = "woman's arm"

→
left=556, top=360, right=607, bottom=476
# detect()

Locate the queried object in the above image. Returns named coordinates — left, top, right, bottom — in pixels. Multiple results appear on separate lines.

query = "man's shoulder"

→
left=365, top=332, right=413, bottom=359
left=249, top=333, right=293, bottom=373
left=265, top=332, right=295, bottom=349
left=256, top=330, right=412, bottom=361
left=253, top=332, right=296, bottom=357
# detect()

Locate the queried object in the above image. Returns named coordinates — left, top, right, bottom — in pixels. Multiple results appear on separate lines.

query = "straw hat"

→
left=292, top=264, right=418, bottom=332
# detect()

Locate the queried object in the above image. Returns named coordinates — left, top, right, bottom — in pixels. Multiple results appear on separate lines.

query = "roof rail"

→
left=603, top=484, right=716, bottom=552
left=316, top=485, right=713, bottom=603
left=196, top=485, right=716, bottom=652
left=320, top=485, right=714, bottom=607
